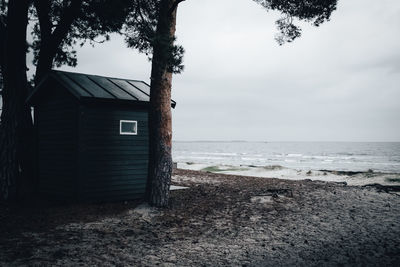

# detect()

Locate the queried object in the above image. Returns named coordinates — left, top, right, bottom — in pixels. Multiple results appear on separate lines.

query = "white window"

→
left=120, top=120, right=137, bottom=135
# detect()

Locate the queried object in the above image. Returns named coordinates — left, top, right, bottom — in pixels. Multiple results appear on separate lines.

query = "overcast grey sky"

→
left=59, top=0, right=400, bottom=142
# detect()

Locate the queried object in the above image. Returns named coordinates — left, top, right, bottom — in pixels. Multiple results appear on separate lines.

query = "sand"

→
left=1, top=169, right=399, bottom=266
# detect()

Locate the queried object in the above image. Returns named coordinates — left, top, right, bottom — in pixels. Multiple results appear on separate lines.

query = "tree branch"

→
left=33, top=0, right=52, bottom=41
left=34, top=0, right=82, bottom=83
left=0, top=0, right=6, bottom=14
left=50, top=0, right=82, bottom=49
left=137, top=2, right=155, bottom=35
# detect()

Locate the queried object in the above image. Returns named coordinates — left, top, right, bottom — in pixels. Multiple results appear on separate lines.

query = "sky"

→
left=58, top=0, right=400, bottom=142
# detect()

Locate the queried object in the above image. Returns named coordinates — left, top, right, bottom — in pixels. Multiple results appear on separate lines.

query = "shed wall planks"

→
left=78, top=103, right=149, bottom=201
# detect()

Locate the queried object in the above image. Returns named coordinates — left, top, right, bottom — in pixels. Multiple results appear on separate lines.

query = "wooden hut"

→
left=27, top=70, right=176, bottom=202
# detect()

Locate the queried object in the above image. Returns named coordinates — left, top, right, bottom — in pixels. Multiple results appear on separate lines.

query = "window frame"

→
left=119, top=120, right=138, bottom=135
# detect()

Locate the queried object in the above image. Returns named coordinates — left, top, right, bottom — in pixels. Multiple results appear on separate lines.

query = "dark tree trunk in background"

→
left=0, top=0, right=34, bottom=201
left=0, top=18, right=4, bottom=76
left=34, top=0, right=82, bottom=84
left=35, top=50, right=54, bottom=84
left=146, top=0, right=179, bottom=207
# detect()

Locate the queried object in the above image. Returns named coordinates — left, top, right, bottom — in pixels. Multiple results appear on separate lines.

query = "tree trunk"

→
left=146, top=0, right=179, bottom=207
left=35, top=49, right=55, bottom=84
left=0, top=0, right=34, bottom=201
left=33, top=0, right=82, bottom=84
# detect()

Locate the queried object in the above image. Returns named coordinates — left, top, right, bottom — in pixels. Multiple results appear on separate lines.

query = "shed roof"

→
left=28, top=70, right=176, bottom=108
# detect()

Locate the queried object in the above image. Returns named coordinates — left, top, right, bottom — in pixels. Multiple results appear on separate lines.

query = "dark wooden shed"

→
left=27, top=70, right=176, bottom=202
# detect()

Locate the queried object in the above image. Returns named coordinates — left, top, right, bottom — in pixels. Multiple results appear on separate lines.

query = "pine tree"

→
left=125, top=0, right=338, bottom=207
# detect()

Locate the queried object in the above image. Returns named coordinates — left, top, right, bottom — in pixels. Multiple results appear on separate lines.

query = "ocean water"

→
left=172, top=141, right=400, bottom=174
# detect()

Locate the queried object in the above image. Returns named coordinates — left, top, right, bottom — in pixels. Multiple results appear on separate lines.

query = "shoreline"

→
left=174, top=168, right=400, bottom=193
left=177, top=162, right=400, bottom=186
left=1, top=169, right=400, bottom=266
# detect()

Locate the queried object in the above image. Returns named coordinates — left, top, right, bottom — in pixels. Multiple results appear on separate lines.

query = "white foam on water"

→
left=173, top=141, right=400, bottom=177
left=177, top=162, right=400, bottom=186
left=287, top=154, right=303, bottom=157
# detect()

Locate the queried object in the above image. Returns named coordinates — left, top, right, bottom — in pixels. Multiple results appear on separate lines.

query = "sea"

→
left=172, top=142, right=400, bottom=185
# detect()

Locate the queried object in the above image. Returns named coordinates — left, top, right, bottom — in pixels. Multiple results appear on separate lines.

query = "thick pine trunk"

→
left=146, top=0, right=178, bottom=207
left=0, top=0, right=34, bottom=201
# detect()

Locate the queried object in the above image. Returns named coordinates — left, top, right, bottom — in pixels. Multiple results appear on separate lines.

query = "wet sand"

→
left=1, top=169, right=400, bottom=266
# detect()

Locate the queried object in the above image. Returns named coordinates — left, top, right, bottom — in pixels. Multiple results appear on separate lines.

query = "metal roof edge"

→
left=79, top=96, right=151, bottom=107
left=27, top=71, right=83, bottom=105
left=128, top=80, right=176, bottom=108
left=51, top=71, right=86, bottom=99
left=53, top=70, right=147, bottom=85
left=26, top=72, right=52, bottom=105
left=140, top=80, right=176, bottom=108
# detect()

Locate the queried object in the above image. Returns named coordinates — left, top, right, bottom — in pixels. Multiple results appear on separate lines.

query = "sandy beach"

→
left=1, top=169, right=400, bottom=266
